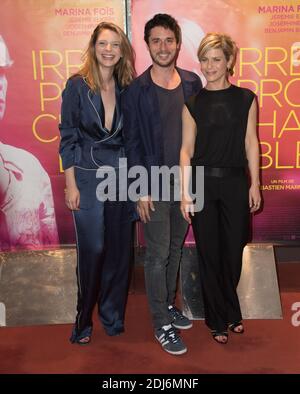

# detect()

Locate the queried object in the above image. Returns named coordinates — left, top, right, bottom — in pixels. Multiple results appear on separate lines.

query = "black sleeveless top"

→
left=186, top=85, right=256, bottom=168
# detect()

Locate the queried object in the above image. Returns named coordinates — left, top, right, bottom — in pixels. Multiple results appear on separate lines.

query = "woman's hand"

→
left=180, top=194, right=194, bottom=224
left=249, top=184, right=261, bottom=213
left=65, top=186, right=80, bottom=210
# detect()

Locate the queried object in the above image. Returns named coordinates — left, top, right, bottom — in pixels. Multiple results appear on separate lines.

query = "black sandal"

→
left=228, top=321, right=244, bottom=334
left=211, top=330, right=228, bottom=344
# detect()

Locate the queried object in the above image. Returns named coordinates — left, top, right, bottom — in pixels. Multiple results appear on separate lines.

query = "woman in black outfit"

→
left=180, top=33, right=261, bottom=344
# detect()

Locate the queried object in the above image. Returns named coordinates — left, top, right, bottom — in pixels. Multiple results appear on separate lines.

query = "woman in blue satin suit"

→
left=59, top=22, right=136, bottom=344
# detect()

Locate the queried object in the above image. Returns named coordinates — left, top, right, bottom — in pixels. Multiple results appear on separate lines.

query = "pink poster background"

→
left=131, top=0, right=300, bottom=244
left=0, top=0, right=126, bottom=249
left=1, top=0, right=299, bottom=250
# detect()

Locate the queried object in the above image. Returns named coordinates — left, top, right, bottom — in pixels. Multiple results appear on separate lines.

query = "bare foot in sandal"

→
left=211, top=330, right=228, bottom=344
left=228, top=322, right=244, bottom=334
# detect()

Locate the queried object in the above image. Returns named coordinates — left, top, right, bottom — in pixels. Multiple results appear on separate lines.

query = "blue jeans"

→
left=143, top=199, right=188, bottom=329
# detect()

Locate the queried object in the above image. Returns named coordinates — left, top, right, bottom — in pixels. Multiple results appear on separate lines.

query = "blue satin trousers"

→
left=72, top=168, right=133, bottom=337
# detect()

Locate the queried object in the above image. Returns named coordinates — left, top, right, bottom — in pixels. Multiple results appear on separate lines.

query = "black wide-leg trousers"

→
left=192, top=172, right=249, bottom=332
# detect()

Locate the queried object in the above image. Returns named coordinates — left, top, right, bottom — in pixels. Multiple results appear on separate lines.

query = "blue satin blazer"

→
left=59, top=76, right=138, bottom=219
left=59, top=75, right=125, bottom=170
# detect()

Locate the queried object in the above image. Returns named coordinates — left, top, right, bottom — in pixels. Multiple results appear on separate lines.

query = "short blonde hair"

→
left=197, top=33, right=238, bottom=76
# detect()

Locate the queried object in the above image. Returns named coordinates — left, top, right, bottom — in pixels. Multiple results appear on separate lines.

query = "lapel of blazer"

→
left=140, top=67, right=158, bottom=115
left=139, top=66, right=163, bottom=160
left=87, top=79, right=124, bottom=144
left=177, top=67, right=194, bottom=100
left=87, top=88, right=110, bottom=136
left=114, top=82, right=123, bottom=132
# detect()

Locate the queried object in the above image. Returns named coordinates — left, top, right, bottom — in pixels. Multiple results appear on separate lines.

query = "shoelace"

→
left=169, top=307, right=185, bottom=320
left=164, top=327, right=180, bottom=344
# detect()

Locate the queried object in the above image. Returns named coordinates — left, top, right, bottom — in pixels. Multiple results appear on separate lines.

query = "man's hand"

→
left=137, top=196, right=155, bottom=223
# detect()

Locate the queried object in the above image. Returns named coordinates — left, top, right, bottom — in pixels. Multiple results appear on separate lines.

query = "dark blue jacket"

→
left=122, top=66, right=202, bottom=181
left=59, top=75, right=124, bottom=170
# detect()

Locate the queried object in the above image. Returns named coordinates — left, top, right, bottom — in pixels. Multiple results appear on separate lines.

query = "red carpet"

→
left=0, top=264, right=299, bottom=374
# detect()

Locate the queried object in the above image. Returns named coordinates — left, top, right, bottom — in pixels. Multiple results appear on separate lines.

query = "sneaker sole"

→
left=155, top=336, right=187, bottom=355
left=172, top=322, right=193, bottom=330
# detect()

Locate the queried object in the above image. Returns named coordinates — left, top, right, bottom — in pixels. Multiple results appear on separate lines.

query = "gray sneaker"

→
left=168, top=305, right=193, bottom=329
left=155, top=326, right=187, bottom=355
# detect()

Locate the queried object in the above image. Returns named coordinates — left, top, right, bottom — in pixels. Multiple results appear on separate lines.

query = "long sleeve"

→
left=59, top=78, right=80, bottom=170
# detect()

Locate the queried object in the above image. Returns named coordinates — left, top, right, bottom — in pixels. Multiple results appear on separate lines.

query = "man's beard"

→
left=149, top=51, right=178, bottom=68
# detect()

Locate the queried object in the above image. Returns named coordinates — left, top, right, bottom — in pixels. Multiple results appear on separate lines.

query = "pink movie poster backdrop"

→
left=0, top=0, right=126, bottom=250
left=1, top=0, right=299, bottom=250
left=131, top=0, right=300, bottom=244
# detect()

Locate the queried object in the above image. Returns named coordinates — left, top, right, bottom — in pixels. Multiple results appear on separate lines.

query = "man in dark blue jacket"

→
left=123, top=14, right=201, bottom=355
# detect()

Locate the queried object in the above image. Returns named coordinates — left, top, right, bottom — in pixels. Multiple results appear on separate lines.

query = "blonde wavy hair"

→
left=78, top=22, right=136, bottom=91
left=197, top=33, right=238, bottom=76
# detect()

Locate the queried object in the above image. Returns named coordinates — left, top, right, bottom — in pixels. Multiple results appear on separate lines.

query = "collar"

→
left=139, top=65, right=196, bottom=88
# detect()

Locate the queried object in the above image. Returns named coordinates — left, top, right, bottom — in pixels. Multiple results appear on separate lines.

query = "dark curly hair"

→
left=144, top=14, right=181, bottom=45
